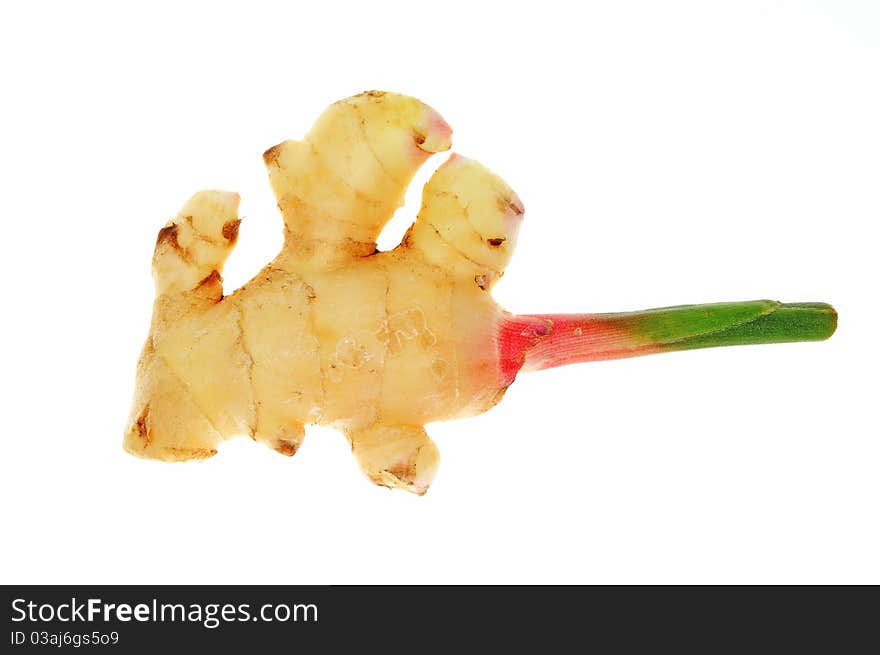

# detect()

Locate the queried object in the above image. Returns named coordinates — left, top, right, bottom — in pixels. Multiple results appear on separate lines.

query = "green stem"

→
left=510, top=300, right=837, bottom=374
left=611, top=300, right=838, bottom=351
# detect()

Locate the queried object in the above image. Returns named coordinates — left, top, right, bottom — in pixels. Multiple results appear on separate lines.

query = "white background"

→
left=1, top=1, right=877, bottom=584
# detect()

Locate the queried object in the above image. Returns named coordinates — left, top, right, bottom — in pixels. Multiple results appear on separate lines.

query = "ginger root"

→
left=125, top=91, right=837, bottom=494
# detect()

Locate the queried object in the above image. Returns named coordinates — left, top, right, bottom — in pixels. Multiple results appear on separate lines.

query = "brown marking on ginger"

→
left=134, top=405, right=151, bottom=446
left=156, top=224, right=179, bottom=248
left=197, top=269, right=222, bottom=289
left=414, top=131, right=426, bottom=146
left=191, top=232, right=222, bottom=247
left=193, top=269, right=224, bottom=303
left=363, top=90, right=387, bottom=99
left=507, top=195, right=525, bottom=215
left=275, top=440, right=301, bottom=457
left=222, top=219, right=241, bottom=242
left=487, top=384, right=512, bottom=410
left=163, top=447, right=217, bottom=460
left=263, top=143, right=283, bottom=166
left=342, top=238, right=377, bottom=260
left=400, top=227, right=415, bottom=248
left=475, top=275, right=489, bottom=291
left=487, top=237, right=506, bottom=247
left=385, top=451, right=419, bottom=483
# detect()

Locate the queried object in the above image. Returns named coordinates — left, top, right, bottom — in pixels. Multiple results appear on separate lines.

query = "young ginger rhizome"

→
left=125, top=91, right=836, bottom=494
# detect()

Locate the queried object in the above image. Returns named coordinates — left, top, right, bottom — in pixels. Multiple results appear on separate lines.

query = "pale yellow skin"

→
left=125, top=92, right=524, bottom=494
